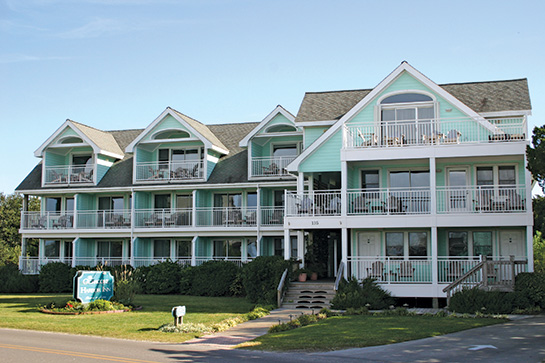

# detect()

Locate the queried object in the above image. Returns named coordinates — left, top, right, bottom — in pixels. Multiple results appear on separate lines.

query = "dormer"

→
left=239, top=105, right=301, bottom=179
left=34, top=120, right=124, bottom=187
left=125, top=107, right=228, bottom=183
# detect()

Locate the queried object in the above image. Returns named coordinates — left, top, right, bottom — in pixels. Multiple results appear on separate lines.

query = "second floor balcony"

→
left=44, top=165, right=94, bottom=185
left=250, top=156, right=296, bottom=178
left=135, top=160, right=204, bottom=182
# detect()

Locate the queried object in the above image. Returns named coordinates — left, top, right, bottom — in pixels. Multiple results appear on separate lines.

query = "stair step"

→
left=280, top=281, right=336, bottom=309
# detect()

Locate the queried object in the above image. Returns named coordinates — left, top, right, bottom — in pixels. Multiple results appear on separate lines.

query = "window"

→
left=247, top=239, right=257, bottom=259
left=44, top=240, right=60, bottom=258
left=361, top=170, right=380, bottom=190
left=64, top=241, right=73, bottom=260
left=273, top=144, right=298, bottom=158
left=153, top=130, right=190, bottom=140
left=476, top=167, right=494, bottom=186
left=409, top=232, right=427, bottom=257
left=60, top=137, right=83, bottom=144
left=476, top=165, right=516, bottom=186
left=154, top=194, right=171, bottom=209
left=97, top=241, right=122, bottom=258
left=176, top=194, right=192, bottom=209
left=499, top=166, right=516, bottom=186
left=381, top=93, right=433, bottom=104
left=176, top=240, right=191, bottom=258
left=65, top=198, right=74, bottom=214
left=386, top=232, right=404, bottom=257
left=266, top=124, right=297, bottom=133
left=153, top=240, right=170, bottom=258
left=473, top=232, right=493, bottom=257
left=390, top=170, right=430, bottom=189
left=98, top=196, right=124, bottom=211
left=274, top=190, right=285, bottom=207
left=46, top=198, right=61, bottom=212
left=213, top=240, right=241, bottom=258
left=448, top=232, right=468, bottom=256
left=273, top=238, right=284, bottom=257
left=214, top=193, right=242, bottom=208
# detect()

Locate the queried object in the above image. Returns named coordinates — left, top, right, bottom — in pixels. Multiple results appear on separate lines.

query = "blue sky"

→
left=1, top=0, right=544, bottom=194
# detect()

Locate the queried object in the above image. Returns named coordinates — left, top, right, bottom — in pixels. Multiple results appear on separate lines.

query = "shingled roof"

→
left=70, top=121, right=125, bottom=157
left=295, top=78, right=531, bottom=122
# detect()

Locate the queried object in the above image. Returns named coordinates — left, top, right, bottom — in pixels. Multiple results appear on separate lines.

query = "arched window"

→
left=153, top=130, right=190, bottom=140
left=265, top=124, right=297, bottom=133
left=60, top=136, right=83, bottom=144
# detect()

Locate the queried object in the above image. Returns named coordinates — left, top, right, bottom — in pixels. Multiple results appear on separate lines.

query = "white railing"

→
left=195, top=257, right=250, bottom=268
left=132, top=257, right=192, bottom=268
left=44, top=165, right=93, bottom=184
left=344, top=117, right=526, bottom=149
left=251, top=156, right=296, bottom=178
left=437, top=185, right=527, bottom=214
left=195, top=207, right=257, bottom=227
left=348, top=256, right=432, bottom=284
left=134, top=208, right=192, bottom=228
left=74, top=257, right=130, bottom=267
left=21, top=211, right=74, bottom=230
left=347, top=187, right=431, bottom=215
left=261, top=206, right=284, bottom=226
left=135, top=160, right=203, bottom=181
left=285, top=191, right=342, bottom=217
left=76, top=210, right=132, bottom=229
left=437, top=257, right=482, bottom=284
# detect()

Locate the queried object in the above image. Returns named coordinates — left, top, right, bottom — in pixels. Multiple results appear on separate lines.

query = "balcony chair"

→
left=397, top=261, right=415, bottom=279
left=296, top=196, right=313, bottom=214
left=226, top=208, right=243, bottom=225
left=191, top=163, right=201, bottom=178
left=445, top=260, right=465, bottom=281
left=325, top=196, right=341, bottom=215
left=473, top=189, right=493, bottom=212
left=367, top=261, right=384, bottom=280
left=53, top=215, right=72, bottom=228
left=269, top=209, right=284, bottom=224
left=443, top=129, right=461, bottom=144
left=262, top=163, right=280, bottom=176
left=506, top=192, right=525, bottom=211
left=351, top=195, right=370, bottom=214
left=31, top=216, right=47, bottom=229
left=50, top=170, right=66, bottom=183
left=422, top=131, right=444, bottom=144
left=383, top=195, right=405, bottom=214
left=357, top=130, right=378, bottom=147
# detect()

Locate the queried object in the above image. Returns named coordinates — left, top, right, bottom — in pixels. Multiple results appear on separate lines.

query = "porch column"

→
left=527, top=226, right=534, bottom=271
left=297, top=172, right=305, bottom=193
left=21, top=237, right=27, bottom=256
left=284, top=228, right=291, bottom=260
left=191, top=236, right=197, bottom=266
left=130, top=238, right=135, bottom=267
left=72, top=239, right=77, bottom=268
left=297, top=230, right=305, bottom=262
left=192, top=190, right=197, bottom=227
left=256, top=233, right=261, bottom=257
left=341, top=161, right=348, bottom=217
left=430, top=157, right=437, bottom=215
left=342, top=227, right=348, bottom=279
left=431, top=227, right=438, bottom=285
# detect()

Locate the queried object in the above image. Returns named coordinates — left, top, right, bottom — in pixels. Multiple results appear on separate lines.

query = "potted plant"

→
left=295, top=268, right=309, bottom=282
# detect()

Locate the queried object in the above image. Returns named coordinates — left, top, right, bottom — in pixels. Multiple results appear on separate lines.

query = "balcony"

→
left=261, top=206, right=284, bottom=226
left=250, top=156, right=296, bottom=178
left=44, top=165, right=93, bottom=185
left=21, top=212, right=74, bottom=229
left=134, top=208, right=192, bottom=228
left=347, top=188, right=431, bottom=215
left=135, top=160, right=203, bottom=182
left=285, top=191, right=342, bottom=217
left=344, top=117, right=526, bottom=149
left=77, top=210, right=132, bottom=229
left=436, top=185, right=526, bottom=214
left=195, top=207, right=257, bottom=227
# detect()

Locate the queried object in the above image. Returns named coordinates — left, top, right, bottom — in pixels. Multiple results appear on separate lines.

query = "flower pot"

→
left=310, top=272, right=318, bottom=281
left=298, top=273, right=307, bottom=282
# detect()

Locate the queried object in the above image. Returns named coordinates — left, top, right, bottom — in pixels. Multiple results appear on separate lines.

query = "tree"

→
left=533, top=196, right=545, bottom=235
left=0, top=193, right=40, bottom=266
left=527, top=125, right=545, bottom=193
left=533, top=231, right=545, bottom=273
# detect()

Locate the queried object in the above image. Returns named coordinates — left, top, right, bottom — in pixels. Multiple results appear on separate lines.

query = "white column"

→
left=72, top=239, right=77, bottom=268
left=430, top=157, right=436, bottom=215
left=284, top=228, right=291, bottom=260
left=527, top=226, right=534, bottom=271
left=341, top=161, right=348, bottom=217
left=256, top=233, right=261, bottom=257
left=297, top=172, right=305, bottom=193
left=192, top=190, right=197, bottom=227
left=431, top=227, right=438, bottom=285
left=342, top=227, right=348, bottom=279
left=297, top=230, right=305, bottom=262
left=191, top=236, right=197, bottom=266
left=256, top=187, right=261, bottom=229
left=130, top=238, right=135, bottom=267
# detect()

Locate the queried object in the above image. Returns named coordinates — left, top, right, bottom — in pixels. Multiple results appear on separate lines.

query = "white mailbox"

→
left=172, top=305, right=186, bottom=326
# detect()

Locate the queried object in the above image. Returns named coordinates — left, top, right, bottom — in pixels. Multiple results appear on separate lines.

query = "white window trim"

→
left=384, top=230, right=430, bottom=258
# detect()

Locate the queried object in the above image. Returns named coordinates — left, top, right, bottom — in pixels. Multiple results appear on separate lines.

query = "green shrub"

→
left=242, top=256, right=292, bottom=305
left=112, top=265, right=138, bottom=305
left=448, top=288, right=516, bottom=314
left=331, top=277, right=394, bottom=310
left=186, top=260, right=241, bottom=297
left=133, top=265, right=151, bottom=294
left=39, top=262, right=73, bottom=292
left=145, top=261, right=184, bottom=294
left=515, top=272, right=545, bottom=308
left=0, top=264, right=39, bottom=293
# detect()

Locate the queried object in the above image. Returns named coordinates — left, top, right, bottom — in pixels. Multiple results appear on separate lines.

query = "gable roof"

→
left=34, top=120, right=125, bottom=159
left=239, top=105, right=297, bottom=147
left=295, top=78, right=531, bottom=123
left=124, top=107, right=229, bottom=154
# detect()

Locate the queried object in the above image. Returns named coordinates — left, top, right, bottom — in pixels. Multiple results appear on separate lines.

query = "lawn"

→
left=240, top=314, right=508, bottom=352
left=0, top=294, right=255, bottom=342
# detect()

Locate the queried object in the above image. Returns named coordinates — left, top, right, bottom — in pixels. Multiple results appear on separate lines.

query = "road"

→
left=1, top=315, right=544, bottom=362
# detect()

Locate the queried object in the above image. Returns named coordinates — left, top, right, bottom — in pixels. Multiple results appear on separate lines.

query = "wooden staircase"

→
left=281, top=281, right=336, bottom=309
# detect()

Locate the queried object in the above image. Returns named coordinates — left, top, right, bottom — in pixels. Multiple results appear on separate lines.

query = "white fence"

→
left=436, top=185, right=527, bottom=214
left=347, top=188, right=431, bottom=215
left=251, top=156, right=296, bottom=178
left=44, top=165, right=93, bottom=185
left=135, top=160, right=203, bottom=181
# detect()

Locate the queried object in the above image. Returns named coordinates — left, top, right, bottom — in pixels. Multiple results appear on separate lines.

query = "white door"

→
left=357, top=232, right=381, bottom=280
left=447, top=168, right=469, bottom=212
left=500, top=230, right=524, bottom=258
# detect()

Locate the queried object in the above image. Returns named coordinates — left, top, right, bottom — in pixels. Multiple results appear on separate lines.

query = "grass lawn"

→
left=239, top=314, right=508, bottom=352
left=0, top=294, right=255, bottom=342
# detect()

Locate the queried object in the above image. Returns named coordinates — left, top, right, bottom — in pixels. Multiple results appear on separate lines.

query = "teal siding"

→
left=135, top=192, right=151, bottom=210
left=300, top=130, right=342, bottom=172
left=304, top=126, right=329, bottom=148
left=45, top=151, right=67, bottom=166
left=77, top=194, right=96, bottom=211
left=142, top=115, right=194, bottom=142
left=251, top=142, right=263, bottom=157
left=136, top=148, right=152, bottom=163
left=134, top=238, right=151, bottom=258
left=75, top=238, right=95, bottom=259
left=257, top=114, right=293, bottom=135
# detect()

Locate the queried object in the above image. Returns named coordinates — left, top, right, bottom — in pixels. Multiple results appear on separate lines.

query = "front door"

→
left=356, top=232, right=381, bottom=280
left=500, top=230, right=524, bottom=258
left=447, top=168, right=469, bottom=212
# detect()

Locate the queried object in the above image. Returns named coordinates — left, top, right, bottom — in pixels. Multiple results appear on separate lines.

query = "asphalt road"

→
left=1, top=315, right=544, bottom=362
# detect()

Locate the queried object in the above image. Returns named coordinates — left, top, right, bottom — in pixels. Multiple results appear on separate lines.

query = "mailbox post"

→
left=172, top=306, right=186, bottom=327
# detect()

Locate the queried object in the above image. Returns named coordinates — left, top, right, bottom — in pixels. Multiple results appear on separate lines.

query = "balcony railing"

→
left=250, top=156, right=296, bottom=178
left=195, top=207, right=257, bottom=227
left=135, top=160, right=203, bottom=182
left=347, top=188, right=431, bottom=215
left=344, top=117, right=526, bottom=149
left=134, top=208, right=192, bottom=228
left=77, top=210, right=132, bottom=229
left=261, top=206, right=285, bottom=226
left=436, top=185, right=526, bottom=214
left=44, top=165, right=94, bottom=185
left=21, top=212, right=74, bottom=229
left=285, top=191, right=342, bottom=217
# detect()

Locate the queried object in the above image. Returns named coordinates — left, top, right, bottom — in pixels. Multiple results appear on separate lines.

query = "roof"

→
left=16, top=122, right=261, bottom=192
left=70, top=121, right=125, bottom=157
left=169, top=108, right=229, bottom=153
left=295, top=78, right=531, bottom=122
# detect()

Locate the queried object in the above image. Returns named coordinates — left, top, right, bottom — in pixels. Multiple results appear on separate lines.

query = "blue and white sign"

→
left=74, top=271, right=114, bottom=303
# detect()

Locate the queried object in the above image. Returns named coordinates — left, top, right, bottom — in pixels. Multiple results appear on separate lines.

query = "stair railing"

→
left=334, top=261, right=345, bottom=291
left=277, top=268, right=289, bottom=308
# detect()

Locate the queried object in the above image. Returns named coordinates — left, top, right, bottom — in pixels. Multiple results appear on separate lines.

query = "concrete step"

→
left=280, top=281, right=336, bottom=309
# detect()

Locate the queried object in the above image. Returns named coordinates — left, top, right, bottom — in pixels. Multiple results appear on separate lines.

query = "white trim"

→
left=287, top=61, right=495, bottom=172
left=206, top=153, right=220, bottom=163
left=239, top=105, right=296, bottom=147
left=251, top=131, right=303, bottom=139
left=98, top=150, right=124, bottom=160
left=149, top=128, right=191, bottom=141
left=480, top=110, right=532, bottom=117
left=295, top=120, right=337, bottom=126
left=35, top=121, right=97, bottom=158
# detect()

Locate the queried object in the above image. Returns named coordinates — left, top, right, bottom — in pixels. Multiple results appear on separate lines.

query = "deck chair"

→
left=351, top=195, right=370, bottom=214
left=367, top=261, right=384, bottom=280
left=443, top=129, right=461, bottom=144
left=384, top=195, right=405, bottom=214
left=398, top=261, right=415, bottom=279
left=357, top=130, right=378, bottom=147
left=446, top=261, right=464, bottom=280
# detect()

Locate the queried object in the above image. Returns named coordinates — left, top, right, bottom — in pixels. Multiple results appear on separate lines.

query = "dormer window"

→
left=60, top=136, right=83, bottom=144
left=265, top=124, right=297, bottom=133
left=153, top=129, right=190, bottom=140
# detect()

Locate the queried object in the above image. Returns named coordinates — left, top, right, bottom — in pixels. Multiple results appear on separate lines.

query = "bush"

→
left=515, top=272, right=545, bottom=308
left=145, top=261, right=184, bottom=294
left=183, top=260, right=241, bottom=297
left=112, top=265, right=137, bottom=305
left=0, top=264, right=38, bottom=293
left=39, top=262, right=73, bottom=292
left=448, top=288, right=516, bottom=314
left=242, top=256, right=292, bottom=305
left=331, top=277, right=394, bottom=310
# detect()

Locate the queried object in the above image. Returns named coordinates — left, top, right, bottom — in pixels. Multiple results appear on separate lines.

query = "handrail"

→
left=277, top=268, right=289, bottom=308
left=334, top=261, right=345, bottom=291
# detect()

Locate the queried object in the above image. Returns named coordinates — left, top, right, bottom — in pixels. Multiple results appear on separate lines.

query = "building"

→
left=17, top=62, right=534, bottom=301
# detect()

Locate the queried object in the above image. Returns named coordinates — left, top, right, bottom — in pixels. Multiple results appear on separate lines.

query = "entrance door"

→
left=356, top=232, right=380, bottom=280
left=447, top=168, right=469, bottom=212
left=500, top=230, right=524, bottom=258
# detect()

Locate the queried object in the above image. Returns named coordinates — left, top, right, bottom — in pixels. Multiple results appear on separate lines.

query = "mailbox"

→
left=172, top=305, right=186, bottom=326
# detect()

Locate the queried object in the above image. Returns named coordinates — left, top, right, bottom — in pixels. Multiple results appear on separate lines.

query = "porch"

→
left=134, top=160, right=204, bottom=182
left=44, top=165, right=94, bottom=185
left=250, top=156, right=296, bottom=178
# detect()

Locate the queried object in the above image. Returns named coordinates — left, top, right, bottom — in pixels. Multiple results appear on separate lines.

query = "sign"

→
left=172, top=305, right=186, bottom=326
left=74, top=271, right=114, bottom=303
